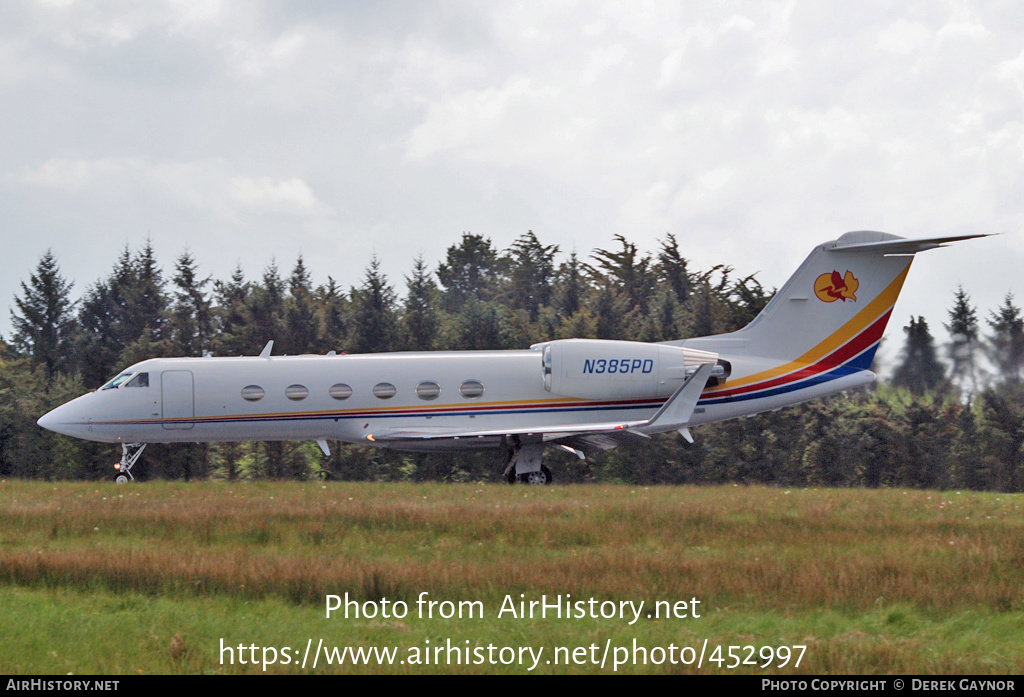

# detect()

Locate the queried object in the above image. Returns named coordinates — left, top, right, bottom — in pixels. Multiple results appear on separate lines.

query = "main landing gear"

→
left=502, top=437, right=553, bottom=485
left=114, top=443, right=146, bottom=483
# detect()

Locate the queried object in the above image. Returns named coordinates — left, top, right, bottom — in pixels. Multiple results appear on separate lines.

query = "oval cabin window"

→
left=459, top=380, right=485, bottom=399
left=329, top=383, right=352, bottom=400
left=372, top=382, right=396, bottom=399
left=241, top=385, right=265, bottom=402
left=415, top=381, right=441, bottom=401
left=285, top=384, right=309, bottom=401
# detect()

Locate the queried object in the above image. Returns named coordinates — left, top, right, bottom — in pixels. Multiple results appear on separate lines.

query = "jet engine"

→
left=535, top=338, right=725, bottom=400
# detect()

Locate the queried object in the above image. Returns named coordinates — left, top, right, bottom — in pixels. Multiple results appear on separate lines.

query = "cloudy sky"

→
left=2, top=0, right=1021, bottom=363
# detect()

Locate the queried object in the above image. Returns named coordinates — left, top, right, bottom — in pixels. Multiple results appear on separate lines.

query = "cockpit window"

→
left=125, top=373, right=149, bottom=388
left=100, top=372, right=134, bottom=390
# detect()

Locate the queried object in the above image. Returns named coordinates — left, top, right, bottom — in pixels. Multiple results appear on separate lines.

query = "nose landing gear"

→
left=114, top=443, right=146, bottom=483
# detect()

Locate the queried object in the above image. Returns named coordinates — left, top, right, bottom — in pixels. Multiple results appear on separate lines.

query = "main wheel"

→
left=115, top=474, right=129, bottom=484
left=519, top=465, right=552, bottom=485
left=505, top=466, right=517, bottom=485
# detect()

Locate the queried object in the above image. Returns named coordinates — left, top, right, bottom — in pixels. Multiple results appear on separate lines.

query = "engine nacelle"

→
left=536, top=339, right=721, bottom=400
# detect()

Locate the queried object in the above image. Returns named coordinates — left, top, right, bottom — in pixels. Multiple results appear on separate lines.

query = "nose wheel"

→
left=114, top=443, right=146, bottom=483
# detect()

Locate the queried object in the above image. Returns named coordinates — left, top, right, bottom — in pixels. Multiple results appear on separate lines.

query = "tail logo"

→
left=814, top=270, right=859, bottom=303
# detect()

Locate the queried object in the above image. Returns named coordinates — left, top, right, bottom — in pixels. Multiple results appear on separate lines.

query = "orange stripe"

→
left=706, top=264, right=911, bottom=392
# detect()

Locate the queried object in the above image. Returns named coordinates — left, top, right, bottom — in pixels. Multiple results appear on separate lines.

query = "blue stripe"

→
left=698, top=342, right=878, bottom=406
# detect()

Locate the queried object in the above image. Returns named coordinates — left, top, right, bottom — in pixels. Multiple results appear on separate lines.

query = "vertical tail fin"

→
left=679, top=230, right=990, bottom=370
left=727, top=231, right=912, bottom=367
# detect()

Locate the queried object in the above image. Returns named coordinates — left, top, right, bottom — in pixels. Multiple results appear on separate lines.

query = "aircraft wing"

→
left=367, top=418, right=652, bottom=444
left=368, top=363, right=716, bottom=454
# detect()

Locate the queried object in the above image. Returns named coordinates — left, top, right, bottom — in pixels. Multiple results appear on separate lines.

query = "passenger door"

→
left=161, top=370, right=195, bottom=430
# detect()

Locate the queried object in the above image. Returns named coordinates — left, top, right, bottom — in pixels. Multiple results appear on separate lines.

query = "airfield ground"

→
left=0, top=480, right=1021, bottom=674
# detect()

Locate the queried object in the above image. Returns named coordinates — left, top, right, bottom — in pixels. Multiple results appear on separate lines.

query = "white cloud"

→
left=223, top=30, right=307, bottom=79
left=228, top=176, right=318, bottom=212
left=166, top=0, right=224, bottom=28
left=1, top=0, right=1021, bottom=344
left=876, top=19, right=932, bottom=55
left=403, top=76, right=562, bottom=163
left=996, top=46, right=1024, bottom=96
left=19, top=157, right=327, bottom=219
left=20, top=156, right=141, bottom=191
left=34, top=0, right=76, bottom=9
left=579, top=43, right=626, bottom=85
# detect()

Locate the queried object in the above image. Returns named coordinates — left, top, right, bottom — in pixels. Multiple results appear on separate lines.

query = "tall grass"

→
left=1, top=481, right=1021, bottom=612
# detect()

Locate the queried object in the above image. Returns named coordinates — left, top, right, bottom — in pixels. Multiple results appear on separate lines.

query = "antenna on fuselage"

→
left=259, top=340, right=274, bottom=358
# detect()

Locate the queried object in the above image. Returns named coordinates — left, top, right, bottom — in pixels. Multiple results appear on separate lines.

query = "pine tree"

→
left=729, top=273, right=771, bottom=330
left=77, top=280, right=121, bottom=387
left=167, top=251, right=212, bottom=356
left=403, top=255, right=439, bottom=351
left=288, top=255, right=312, bottom=295
left=10, top=250, right=77, bottom=377
left=977, top=384, right=1024, bottom=492
left=437, top=233, right=499, bottom=312
left=447, top=298, right=504, bottom=350
left=987, top=293, right=1024, bottom=384
left=593, top=286, right=623, bottom=340
left=131, top=240, right=166, bottom=342
left=505, top=230, right=558, bottom=320
left=244, top=261, right=285, bottom=353
left=281, top=255, right=319, bottom=354
left=656, top=233, right=690, bottom=304
left=951, top=403, right=985, bottom=489
left=590, top=235, right=653, bottom=313
left=77, top=242, right=169, bottom=384
left=348, top=255, right=398, bottom=353
left=317, top=277, right=347, bottom=353
left=639, top=289, right=678, bottom=342
left=691, top=281, right=715, bottom=337
left=555, top=250, right=585, bottom=318
left=212, top=264, right=252, bottom=356
left=892, top=316, right=948, bottom=394
left=944, top=286, right=981, bottom=396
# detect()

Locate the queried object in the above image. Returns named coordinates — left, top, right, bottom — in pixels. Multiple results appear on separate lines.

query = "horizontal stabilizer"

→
left=829, top=232, right=994, bottom=255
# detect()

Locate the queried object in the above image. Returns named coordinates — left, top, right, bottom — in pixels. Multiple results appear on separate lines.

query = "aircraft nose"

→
left=37, top=400, right=90, bottom=438
left=37, top=409, right=56, bottom=431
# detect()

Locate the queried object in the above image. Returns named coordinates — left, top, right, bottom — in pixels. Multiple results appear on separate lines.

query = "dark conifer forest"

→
left=4, top=232, right=1023, bottom=490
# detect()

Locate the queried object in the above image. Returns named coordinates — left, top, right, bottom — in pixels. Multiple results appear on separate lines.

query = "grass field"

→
left=0, top=479, right=1021, bottom=674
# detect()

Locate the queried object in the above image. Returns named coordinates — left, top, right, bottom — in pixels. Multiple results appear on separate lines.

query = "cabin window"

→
left=100, top=372, right=134, bottom=390
left=329, top=383, right=352, bottom=400
left=415, top=381, right=441, bottom=401
left=241, top=385, right=265, bottom=402
left=459, top=379, right=485, bottom=399
left=125, top=373, right=149, bottom=388
left=372, top=382, right=396, bottom=399
left=285, top=384, right=309, bottom=401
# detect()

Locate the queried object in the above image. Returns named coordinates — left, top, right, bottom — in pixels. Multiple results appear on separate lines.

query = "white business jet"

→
left=38, top=231, right=987, bottom=484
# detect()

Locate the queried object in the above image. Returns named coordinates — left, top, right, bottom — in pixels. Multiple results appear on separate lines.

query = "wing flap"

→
left=368, top=419, right=650, bottom=443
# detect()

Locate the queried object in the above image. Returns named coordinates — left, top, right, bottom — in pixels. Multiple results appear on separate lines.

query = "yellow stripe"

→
left=706, top=264, right=912, bottom=392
